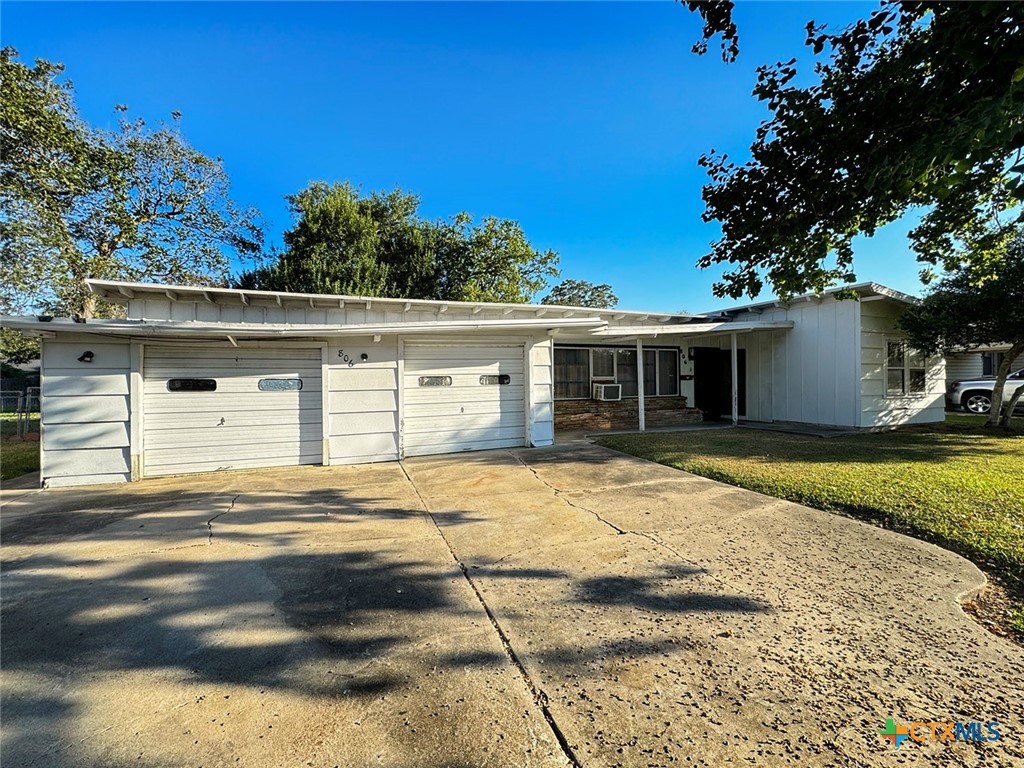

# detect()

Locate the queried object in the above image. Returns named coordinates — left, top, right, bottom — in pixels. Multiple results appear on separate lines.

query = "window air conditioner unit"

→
left=593, top=383, right=622, bottom=401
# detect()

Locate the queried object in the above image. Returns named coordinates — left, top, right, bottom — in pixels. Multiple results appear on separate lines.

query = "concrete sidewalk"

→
left=1, top=445, right=1021, bottom=767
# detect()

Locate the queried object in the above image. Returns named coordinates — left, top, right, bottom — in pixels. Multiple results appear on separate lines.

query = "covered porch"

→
left=552, top=318, right=793, bottom=435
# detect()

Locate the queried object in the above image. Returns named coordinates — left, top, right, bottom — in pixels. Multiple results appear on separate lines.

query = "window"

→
left=617, top=349, right=639, bottom=397
left=592, top=348, right=615, bottom=379
left=167, top=378, right=217, bottom=393
left=418, top=376, right=452, bottom=387
left=886, top=340, right=927, bottom=396
left=982, top=351, right=1005, bottom=377
left=554, top=348, right=590, bottom=398
left=480, top=374, right=511, bottom=385
left=658, top=350, right=679, bottom=396
left=258, top=378, right=303, bottom=391
left=553, top=346, right=681, bottom=399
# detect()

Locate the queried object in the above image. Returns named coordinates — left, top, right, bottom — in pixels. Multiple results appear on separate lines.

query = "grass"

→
left=597, top=414, right=1024, bottom=636
left=1, top=412, right=40, bottom=482
left=1, top=440, right=39, bottom=482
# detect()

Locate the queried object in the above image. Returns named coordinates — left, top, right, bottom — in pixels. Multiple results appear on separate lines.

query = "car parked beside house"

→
left=947, top=368, right=1024, bottom=414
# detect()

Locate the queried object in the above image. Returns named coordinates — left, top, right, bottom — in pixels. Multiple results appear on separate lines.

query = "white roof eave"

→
left=85, top=279, right=698, bottom=322
left=591, top=320, right=794, bottom=338
left=0, top=315, right=609, bottom=339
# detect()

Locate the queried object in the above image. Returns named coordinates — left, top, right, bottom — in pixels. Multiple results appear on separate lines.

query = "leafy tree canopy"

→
left=696, top=2, right=1024, bottom=299
left=0, top=47, right=264, bottom=321
left=900, top=233, right=1024, bottom=426
left=542, top=279, right=619, bottom=309
left=239, top=182, right=560, bottom=304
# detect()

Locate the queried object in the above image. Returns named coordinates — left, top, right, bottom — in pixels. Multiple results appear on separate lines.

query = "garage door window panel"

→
left=166, top=378, right=217, bottom=392
left=258, top=378, right=303, bottom=391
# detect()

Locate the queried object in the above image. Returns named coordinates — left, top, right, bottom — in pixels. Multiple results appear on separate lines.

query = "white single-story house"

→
left=1, top=279, right=945, bottom=488
left=945, top=345, right=1024, bottom=389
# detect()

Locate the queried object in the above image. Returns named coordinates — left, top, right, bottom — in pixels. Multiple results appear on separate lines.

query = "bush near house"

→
left=598, top=415, right=1024, bottom=636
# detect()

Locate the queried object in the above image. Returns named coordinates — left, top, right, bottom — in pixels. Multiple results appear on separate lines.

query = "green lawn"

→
left=1, top=439, right=39, bottom=481
left=598, top=415, right=1024, bottom=634
left=1, top=412, right=40, bottom=481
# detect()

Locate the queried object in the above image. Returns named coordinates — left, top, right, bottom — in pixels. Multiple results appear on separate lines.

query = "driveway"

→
left=2, top=443, right=1021, bottom=767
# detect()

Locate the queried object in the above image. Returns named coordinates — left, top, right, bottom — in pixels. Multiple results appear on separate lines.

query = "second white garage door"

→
left=143, top=346, right=323, bottom=476
left=402, top=343, right=526, bottom=456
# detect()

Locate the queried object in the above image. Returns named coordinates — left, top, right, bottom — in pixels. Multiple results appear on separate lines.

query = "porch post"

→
left=730, top=332, right=739, bottom=425
left=636, top=338, right=646, bottom=432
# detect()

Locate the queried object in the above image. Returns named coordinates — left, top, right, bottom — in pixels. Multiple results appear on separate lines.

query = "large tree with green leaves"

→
left=900, top=235, right=1024, bottom=427
left=693, top=2, right=1024, bottom=299
left=542, top=279, right=618, bottom=309
left=1, top=48, right=264, bottom=323
left=240, top=181, right=560, bottom=303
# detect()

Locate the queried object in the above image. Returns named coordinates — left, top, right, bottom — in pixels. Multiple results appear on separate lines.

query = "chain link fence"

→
left=1, top=387, right=40, bottom=439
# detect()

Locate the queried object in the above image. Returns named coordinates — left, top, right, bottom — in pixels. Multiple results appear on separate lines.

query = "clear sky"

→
left=3, top=1, right=928, bottom=312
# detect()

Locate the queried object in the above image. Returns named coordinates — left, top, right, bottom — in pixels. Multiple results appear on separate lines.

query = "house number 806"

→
left=338, top=349, right=356, bottom=367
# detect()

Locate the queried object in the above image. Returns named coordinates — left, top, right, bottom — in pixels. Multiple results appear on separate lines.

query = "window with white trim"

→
left=553, top=346, right=681, bottom=399
left=885, top=340, right=927, bottom=396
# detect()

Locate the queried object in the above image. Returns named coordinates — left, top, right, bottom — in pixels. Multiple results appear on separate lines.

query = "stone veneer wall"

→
left=554, top=397, right=703, bottom=432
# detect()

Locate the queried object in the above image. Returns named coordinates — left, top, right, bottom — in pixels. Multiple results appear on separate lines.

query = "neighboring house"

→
left=0, top=279, right=944, bottom=488
left=945, top=346, right=1024, bottom=390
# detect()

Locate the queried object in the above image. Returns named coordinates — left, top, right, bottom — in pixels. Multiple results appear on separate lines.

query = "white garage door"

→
left=143, top=346, right=322, bottom=476
left=403, top=343, right=526, bottom=457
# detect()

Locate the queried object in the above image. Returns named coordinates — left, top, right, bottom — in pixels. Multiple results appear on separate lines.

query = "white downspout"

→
left=731, top=332, right=739, bottom=426
left=636, top=337, right=646, bottom=432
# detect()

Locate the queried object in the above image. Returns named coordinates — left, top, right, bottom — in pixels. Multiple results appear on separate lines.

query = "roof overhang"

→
left=87, top=279, right=701, bottom=323
left=591, top=320, right=794, bottom=338
left=0, top=315, right=609, bottom=340
left=713, top=282, right=919, bottom=316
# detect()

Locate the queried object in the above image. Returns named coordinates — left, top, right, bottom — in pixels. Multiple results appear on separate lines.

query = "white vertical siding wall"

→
left=529, top=337, right=554, bottom=446
left=691, top=298, right=860, bottom=426
left=327, top=336, right=400, bottom=465
left=859, top=300, right=945, bottom=427
left=40, top=337, right=132, bottom=487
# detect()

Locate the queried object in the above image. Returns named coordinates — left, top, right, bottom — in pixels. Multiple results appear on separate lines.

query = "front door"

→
left=691, top=346, right=745, bottom=420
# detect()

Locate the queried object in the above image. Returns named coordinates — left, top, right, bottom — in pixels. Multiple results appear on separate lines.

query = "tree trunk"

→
left=986, top=339, right=1024, bottom=427
left=80, top=290, right=97, bottom=321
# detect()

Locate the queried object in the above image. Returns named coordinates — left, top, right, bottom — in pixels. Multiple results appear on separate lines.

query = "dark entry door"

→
left=691, top=347, right=745, bottom=420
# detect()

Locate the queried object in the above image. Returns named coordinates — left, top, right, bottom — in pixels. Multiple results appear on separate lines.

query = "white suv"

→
left=947, top=368, right=1024, bottom=414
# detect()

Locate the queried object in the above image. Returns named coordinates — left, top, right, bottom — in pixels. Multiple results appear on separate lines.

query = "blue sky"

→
left=3, top=1, right=927, bottom=312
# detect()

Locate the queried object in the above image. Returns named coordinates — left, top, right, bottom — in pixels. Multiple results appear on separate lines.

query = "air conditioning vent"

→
left=593, top=383, right=622, bottom=401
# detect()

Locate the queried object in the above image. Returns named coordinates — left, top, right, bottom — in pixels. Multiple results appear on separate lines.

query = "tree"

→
left=1, top=49, right=264, bottom=321
left=430, top=212, right=559, bottom=303
left=542, top=279, right=618, bottom=309
left=900, top=235, right=1024, bottom=427
left=694, top=2, right=1024, bottom=299
left=240, top=182, right=560, bottom=304
left=240, top=182, right=423, bottom=296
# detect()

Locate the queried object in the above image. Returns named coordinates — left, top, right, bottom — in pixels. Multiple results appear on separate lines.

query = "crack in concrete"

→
left=206, top=495, right=240, bottom=545
left=398, top=461, right=582, bottom=768
left=510, top=452, right=627, bottom=535
left=510, top=451, right=749, bottom=595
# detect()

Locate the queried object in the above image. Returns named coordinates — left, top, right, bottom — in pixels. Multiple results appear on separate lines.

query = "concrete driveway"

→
left=2, top=443, right=1021, bottom=767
